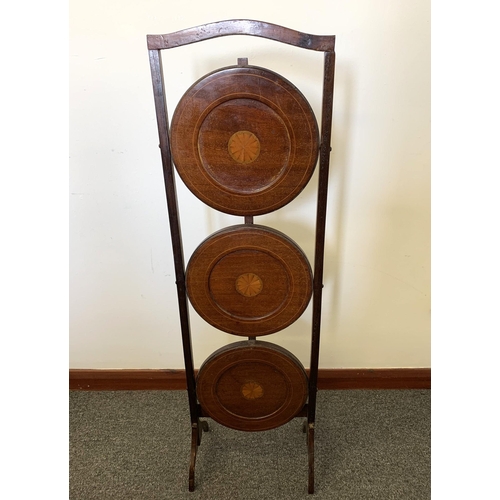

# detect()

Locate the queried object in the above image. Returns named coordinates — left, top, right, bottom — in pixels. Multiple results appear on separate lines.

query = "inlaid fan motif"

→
left=228, top=131, right=261, bottom=164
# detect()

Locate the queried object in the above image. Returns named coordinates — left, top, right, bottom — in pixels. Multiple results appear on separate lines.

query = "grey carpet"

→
left=70, top=390, right=430, bottom=499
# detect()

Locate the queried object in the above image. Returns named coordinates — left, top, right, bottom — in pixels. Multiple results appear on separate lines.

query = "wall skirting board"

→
left=69, top=368, right=430, bottom=391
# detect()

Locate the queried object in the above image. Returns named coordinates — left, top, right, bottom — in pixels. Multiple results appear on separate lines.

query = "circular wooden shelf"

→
left=185, top=225, right=313, bottom=336
left=196, top=340, right=308, bottom=431
left=170, top=65, right=319, bottom=216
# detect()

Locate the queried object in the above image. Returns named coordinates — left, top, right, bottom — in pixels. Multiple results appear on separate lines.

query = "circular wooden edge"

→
left=185, top=224, right=313, bottom=336
left=196, top=340, right=308, bottom=431
left=170, top=65, right=319, bottom=216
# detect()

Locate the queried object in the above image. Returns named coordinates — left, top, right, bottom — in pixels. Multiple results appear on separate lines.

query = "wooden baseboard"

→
left=317, top=368, right=430, bottom=389
left=69, top=368, right=430, bottom=391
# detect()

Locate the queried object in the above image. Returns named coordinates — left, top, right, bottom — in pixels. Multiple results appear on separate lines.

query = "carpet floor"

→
left=70, top=389, right=430, bottom=499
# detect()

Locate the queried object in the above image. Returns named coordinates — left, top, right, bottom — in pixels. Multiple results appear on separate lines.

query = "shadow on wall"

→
left=260, top=62, right=354, bottom=363
left=324, top=62, right=353, bottom=339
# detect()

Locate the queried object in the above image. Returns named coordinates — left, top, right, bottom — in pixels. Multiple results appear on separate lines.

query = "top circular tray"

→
left=170, top=65, right=319, bottom=216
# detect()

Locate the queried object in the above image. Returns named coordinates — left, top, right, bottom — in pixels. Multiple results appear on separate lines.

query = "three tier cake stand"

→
left=147, top=20, right=335, bottom=493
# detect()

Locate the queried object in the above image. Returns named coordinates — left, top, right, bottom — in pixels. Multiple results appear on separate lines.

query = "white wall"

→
left=69, top=0, right=430, bottom=369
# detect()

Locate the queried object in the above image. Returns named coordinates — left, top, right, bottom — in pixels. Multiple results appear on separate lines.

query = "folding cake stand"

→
left=147, top=20, right=335, bottom=494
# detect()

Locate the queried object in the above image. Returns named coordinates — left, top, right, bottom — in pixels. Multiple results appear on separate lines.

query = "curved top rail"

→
left=147, top=19, right=335, bottom=52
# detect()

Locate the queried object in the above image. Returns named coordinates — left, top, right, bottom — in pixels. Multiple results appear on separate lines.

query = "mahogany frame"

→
left=147, top=19, right=335, bottom=494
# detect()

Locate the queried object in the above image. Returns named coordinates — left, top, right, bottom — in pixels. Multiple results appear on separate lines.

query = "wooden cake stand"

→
left=147, top=19, right=335, bottom=494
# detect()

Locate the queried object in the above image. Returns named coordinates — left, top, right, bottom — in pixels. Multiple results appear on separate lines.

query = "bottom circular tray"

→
left=196, top=341, right=308, bottom=431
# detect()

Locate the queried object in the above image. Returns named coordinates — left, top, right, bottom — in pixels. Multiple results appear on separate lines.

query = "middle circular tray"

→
left=186, top=225, right=313, bottom=336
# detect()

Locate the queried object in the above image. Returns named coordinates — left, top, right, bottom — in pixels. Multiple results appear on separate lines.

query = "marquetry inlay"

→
left=228, top=131, right=260, bottom=164
left=241, top=381, right=264, bottom=400
left=236, top=273, right=263, bottom=297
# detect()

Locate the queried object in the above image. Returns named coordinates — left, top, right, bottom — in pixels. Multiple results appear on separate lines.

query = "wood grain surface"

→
left=147, top=19, right=335, bottom=52
left=170, top=65, right=319, bottom=215
left=185, top=224, right=313, bottom=336
left=196, top=340, right=308, bottom=431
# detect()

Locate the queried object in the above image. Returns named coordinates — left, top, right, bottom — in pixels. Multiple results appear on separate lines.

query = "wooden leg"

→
left=196, top=421, right=202, bottom=446
left=189, top=420, right=209, bottom=492
left=188, top=423, right=199, bottom=492
left=197, top=419, right=209, bottom=446
left=307, top=423, right=315, bottom=494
